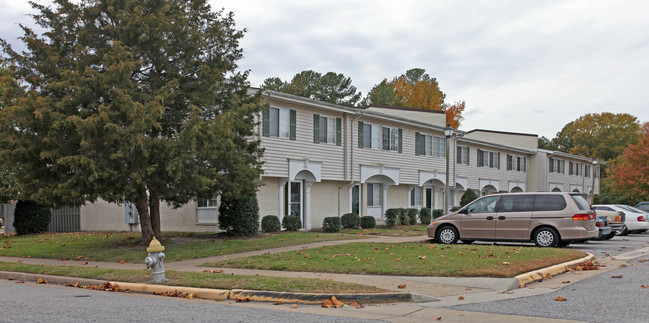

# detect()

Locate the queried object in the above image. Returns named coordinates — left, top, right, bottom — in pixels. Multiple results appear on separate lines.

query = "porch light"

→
left=591, top=158, right=598, bottom=204
left=444, top=124, right=454, bottom=138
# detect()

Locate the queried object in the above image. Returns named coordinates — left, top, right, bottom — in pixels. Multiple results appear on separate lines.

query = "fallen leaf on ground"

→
left=119, top=261, right=126, bottom=264
left=36, top=278, right=48, bottom=284
left=273, top=301, right=284, bottom=305
left=322, top=296, right=344, bottom=308
left=561, top=281, right=570, bottom=284
left=611, top=275, right=623, bottom=279
left=290, top=304, right=298, bottom=308
left=554, top=297, right=567, bottom=301
left=212, top=269, right=223, bottom=273
left=433, top=316, right=442, bottom=320
left=458, top=296, right=464, bottom=300
left=16, top=280, right=24, bottom=283
left=235, top=298, right=250, bottom=302
left=641, top=285, right=649, bottom=288
left=350, top=301, right=359, bottom=306
left=398, top=284, right=407, bottom=289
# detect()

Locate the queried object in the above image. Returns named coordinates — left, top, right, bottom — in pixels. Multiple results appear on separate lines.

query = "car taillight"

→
left=638, top=216, right=646, bottom=222
left=595, top=221, right=603, bottom=227
left=573, top=214, right=592, bottom=221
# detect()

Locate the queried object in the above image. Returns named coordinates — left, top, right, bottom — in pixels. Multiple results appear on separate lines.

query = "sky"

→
left=1, top=0, right=648, bottom=139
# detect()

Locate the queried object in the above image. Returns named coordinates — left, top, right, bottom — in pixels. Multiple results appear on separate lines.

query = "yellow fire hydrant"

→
left=144, top=236, right=167, bottom=283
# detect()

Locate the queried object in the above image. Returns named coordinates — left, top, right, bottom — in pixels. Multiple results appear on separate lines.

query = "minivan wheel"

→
left=436, top=226, right=459, bottom=244
left=533, top=227, right=559, bottom=247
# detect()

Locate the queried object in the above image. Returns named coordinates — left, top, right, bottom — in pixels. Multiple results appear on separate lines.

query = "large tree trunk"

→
left=135, top=186, right=154, bottom=244
left=150, top=192, right=162, bottom=238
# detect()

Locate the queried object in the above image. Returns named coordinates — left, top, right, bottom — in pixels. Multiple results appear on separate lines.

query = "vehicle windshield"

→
left=617, top=205, right=647, bottom=214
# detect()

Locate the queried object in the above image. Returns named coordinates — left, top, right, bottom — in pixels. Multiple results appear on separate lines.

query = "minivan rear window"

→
left=534, top=195, right=567, bottom=211
left=571, top=195, right=591, bottom=211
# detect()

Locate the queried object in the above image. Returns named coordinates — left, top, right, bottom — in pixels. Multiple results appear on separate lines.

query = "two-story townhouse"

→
left=49, top=89, right=601, bottom=233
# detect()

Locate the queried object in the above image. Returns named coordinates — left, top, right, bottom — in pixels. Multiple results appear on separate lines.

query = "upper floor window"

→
left=358, top=122, right=401, bottom=152
left=382, top=127, right=401, bottom=152
left=507, top=154, right=526, bottom=172
left=549, top=157, right=565, bottom=173
left=358, top=121, right=381, bottom=149
left=433, top=136, right=446, bottom=158
left=313, top=114, right=341, bottom=145
left=457, top=146, right=469, bottom=165
left=415, top=133, right=434, bottom=156
left=585, top=164, right=591, bottom=178
left=263, top=106, right=296, bottom=139
left=569, top=161, right=582, bottom=176
left=478, top=149, right=500, bottom=169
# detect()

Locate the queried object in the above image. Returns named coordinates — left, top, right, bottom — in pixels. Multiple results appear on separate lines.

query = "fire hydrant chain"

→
left=144, top=236, right=168, bottom=283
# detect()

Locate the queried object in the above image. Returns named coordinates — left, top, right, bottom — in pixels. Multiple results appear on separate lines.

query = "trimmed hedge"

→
left=385, top=208, right=400, bottom=227
left=360, top=216, right=376, bottom=229
left=407, top=208, right=418, bottom=225
left=419, top=207, right=432, bottom=224
left=322, top=217, right=341, bottom=232
left=397, top=208, right=409, bottom=225
left=460, top=188, right=479, bottom=207
left=282, top=215, right=302, bottom=231
left=13, top=200, right=51, bottom=235
left=341, top=213, right=361, bottom=229
left=261, top=215, right=281, bottom=233
left=218, top=195, right=260, bottom=236
left=433, top=209, right=444, bottom=219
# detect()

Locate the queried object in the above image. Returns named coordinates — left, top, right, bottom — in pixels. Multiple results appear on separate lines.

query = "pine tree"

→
left=0, top=0, right=264, bottom=243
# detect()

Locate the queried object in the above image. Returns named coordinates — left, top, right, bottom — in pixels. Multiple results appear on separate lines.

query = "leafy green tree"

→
left=262, top=70, right=362, bottom=107
left=551, top=113, right=640, bottom=161
left=0, top=0, right=264, bottom=243
left=538, top=136, right=557, bottom=150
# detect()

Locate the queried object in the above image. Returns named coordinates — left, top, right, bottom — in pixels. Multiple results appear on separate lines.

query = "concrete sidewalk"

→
left=0, top=234, right=599, bottom=303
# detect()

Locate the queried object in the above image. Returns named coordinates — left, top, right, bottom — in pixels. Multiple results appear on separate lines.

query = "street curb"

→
left=514, top=252, right=595, bottom=288
left=0, top=271, right=411, bottom=304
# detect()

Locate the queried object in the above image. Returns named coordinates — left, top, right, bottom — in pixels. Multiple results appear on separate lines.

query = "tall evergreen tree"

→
left=262, top=70, right=362, bottom=107
left=0, top=0, right=264, bottom=243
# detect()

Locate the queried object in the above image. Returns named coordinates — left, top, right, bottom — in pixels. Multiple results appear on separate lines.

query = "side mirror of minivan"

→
left=459, top=208, right=469, bottom=215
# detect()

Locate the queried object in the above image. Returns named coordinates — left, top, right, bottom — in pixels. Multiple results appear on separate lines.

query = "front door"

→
left=460, top=196, right=499, bottom=239
left=351, top=185, right=360, bottom=215
left=426, top=188, right=432, bottom=210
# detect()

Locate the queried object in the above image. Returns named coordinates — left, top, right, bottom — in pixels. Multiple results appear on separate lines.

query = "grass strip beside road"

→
left=207, top=242, right=587, bottom=278
left=0, top=231, right=367, bottom=263
left=0, top=261, right=385, bottom=293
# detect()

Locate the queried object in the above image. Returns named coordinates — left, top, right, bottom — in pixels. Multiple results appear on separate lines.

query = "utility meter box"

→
left=125, top=202, right=139, bottom=224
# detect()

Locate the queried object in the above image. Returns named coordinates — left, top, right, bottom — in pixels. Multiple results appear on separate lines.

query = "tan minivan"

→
left=427, top=192, right=598, bottom=247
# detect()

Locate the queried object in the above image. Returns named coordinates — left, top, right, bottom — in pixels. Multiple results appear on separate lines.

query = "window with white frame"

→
left=549, top=157, right=565, bottom=173
left=507, top=154, right=526, bottom=172
left=415, top=133, right=433, bottom=156
left=269, top=107, right=290, bottom=138
left=382, top=126, right=400, bottom=152
left=314, top=115, right=339, bottom=145
left=360, top=122, right=381, bottom=149
left=478, top=149, right=500, bottom=168
left=367, top=183, right=383, bottom=207
left=196, top=197, right=218, bottom=224
left=457, top=146, right=469, bottom=165
left=409, top=187, right=422, bottom=207
left=585, top=164, right=591, bottom=178
left=569, top=161, right=582, bottom=176
left=433, top=136, right=446, bottom=158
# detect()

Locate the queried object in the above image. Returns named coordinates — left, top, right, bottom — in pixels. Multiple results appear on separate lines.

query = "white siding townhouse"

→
left=4, top=90, right=600, bottom=233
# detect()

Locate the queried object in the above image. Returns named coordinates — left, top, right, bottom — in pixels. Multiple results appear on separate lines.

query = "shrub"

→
left=360, top=216, right=376, bottom=229
left=433, top=209, right=444, bottom=219
left=218, top=195, right=259, bottom=236
left=322, top=217, right=341, bottom=232
left=460, top=189, right=479, bottom=207
left=397, top=208, right=409, bottom=225
left=407, top=209, right=418, bottom=225
left=600, top=196, right=613, bottom=204
left=450, top=206, right=462, bottom=212
left=282, top=215, right=302, bottom=231
left=341, top=213, right=361, bottom=229
left=385, top=208, right=400, bottom=227
left=419, top=207, right=432, bottom=224
left=13, top=200, right=51, bottom=235
left=261, top=215, right=281, bottom=233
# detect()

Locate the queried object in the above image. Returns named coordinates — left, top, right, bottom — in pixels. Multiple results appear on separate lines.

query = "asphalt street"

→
left=450, top=233, right=649, bottom=323
left=0, top=280, right=375, bottom=323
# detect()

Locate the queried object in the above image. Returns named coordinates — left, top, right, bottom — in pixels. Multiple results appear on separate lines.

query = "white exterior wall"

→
left=464, top=130, right=538, bottom=151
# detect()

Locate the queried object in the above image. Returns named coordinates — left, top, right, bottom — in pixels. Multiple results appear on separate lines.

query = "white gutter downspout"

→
left=338, top=110, right=364, bottom=217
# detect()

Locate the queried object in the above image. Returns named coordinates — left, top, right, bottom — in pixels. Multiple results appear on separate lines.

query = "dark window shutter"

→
left=467, top=147, right=470, bottom=165
left=289, top=109, right=296, bottom=140
left=478, top=149, right=483, bottom=167
left=336, top=117, right=342, bottom=146
left=313, top=114, right=320, bottom=143
left=398, top=128, right=403, bottom=153
left=358, top=121, right=364, bottom=148
left=262, top=106, right=270, bottom=137
left=415, top=132, right=420, bottom=156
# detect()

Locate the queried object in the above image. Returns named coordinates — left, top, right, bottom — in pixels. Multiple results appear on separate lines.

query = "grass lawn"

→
left=0, top=261, right=384, bottom=293
left=0, top=231, right=367, bottom=263
left=207, top=242, right=587, bottom=278
left=337, top=224, right=429, bottom=237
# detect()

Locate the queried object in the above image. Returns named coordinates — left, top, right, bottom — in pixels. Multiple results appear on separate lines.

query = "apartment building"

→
left=75, top=89, right=600, bottom=232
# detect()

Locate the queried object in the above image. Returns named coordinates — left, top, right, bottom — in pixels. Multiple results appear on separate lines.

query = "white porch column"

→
left=304, top=182, right=312, bottom=231
left=278, top=180, right=287, bottom=222
left=381, top=185, right=390, bottom=219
